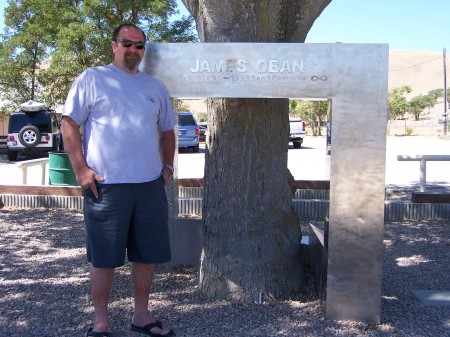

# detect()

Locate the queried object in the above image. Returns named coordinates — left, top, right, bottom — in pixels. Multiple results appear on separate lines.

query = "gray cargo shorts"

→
left=83, top=176, right=171, bottom=268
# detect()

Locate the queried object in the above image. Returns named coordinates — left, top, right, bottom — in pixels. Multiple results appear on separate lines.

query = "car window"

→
left=9, top=112, right=51, bottom=133
left=178, top=114, right=196, bottom=126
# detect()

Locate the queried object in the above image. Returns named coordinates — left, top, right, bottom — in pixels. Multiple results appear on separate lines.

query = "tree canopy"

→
left=388, top=85, right=412, bottom=121
left=388, top=85, right=445, bottom=122
left=289, top=100, right=329, bottom=136
left=0, top=0, right=197, bottom=116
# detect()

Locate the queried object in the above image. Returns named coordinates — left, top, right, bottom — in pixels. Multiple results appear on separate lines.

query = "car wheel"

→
left=293, top=141, right=302, bottom=149
left=18, top=125, right=41, bottom=148
left=7, top=150, right=18, bottom=161
left=192, top=144, right=200, bottom=153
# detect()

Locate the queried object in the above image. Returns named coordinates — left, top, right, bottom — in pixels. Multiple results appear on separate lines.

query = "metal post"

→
left=420, top=159, right=427, bottom=192
left=21, top=166, right=27, bottom=185
left=167, top=98, right=179, bottom=263
left=444, top=48, right=447, bottom=136
left=41, top=162, right=46, bottom=185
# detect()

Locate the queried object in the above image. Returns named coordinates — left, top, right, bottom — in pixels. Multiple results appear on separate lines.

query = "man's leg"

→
left=84, top=184, right=132, bottom=334
left=131, top=262, right=171, bottom=335
left=90, top=265, right=114, bottom=333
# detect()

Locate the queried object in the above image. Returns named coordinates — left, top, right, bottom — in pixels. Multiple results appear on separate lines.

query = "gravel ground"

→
left=0, top=208, right=449, bottom=337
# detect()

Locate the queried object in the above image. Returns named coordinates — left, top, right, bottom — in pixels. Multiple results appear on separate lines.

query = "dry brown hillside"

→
left=389, top=50, right=445, bottom=95
left=388, top=50, right=448, bottom=136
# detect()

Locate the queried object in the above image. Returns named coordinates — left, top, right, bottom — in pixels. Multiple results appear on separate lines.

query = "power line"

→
left=443, top=48, right=447, bottom=136
left=390, top=56, right=441, bottom=72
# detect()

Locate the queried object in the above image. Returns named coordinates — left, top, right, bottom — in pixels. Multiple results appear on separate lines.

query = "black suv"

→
left=6, top=102, right=62, bottom=161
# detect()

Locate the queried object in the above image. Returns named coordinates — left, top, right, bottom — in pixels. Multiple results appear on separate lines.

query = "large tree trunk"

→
left=201, top=98, right=301, bottom=301
left=182, top=0, right=332, bottom=301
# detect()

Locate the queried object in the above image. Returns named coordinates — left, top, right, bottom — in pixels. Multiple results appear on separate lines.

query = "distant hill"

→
left=389, top=50, right=445, bottom=95
left=388, top=50, right=447, bottom=135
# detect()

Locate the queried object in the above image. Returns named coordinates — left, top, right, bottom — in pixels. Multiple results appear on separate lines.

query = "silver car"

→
left=178, top=111, right=200, bottom=152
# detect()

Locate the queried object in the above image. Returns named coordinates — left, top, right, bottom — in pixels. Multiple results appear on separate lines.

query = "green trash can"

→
left=49, top=151, right=78, bottom=186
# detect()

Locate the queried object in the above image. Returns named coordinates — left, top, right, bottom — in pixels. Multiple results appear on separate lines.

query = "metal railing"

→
left=397, top=155, right=450, bottom=192
left=176, top=187, right=450, bottom=220
left=2, top=187, right=450, bottom=220
left=0, top=158, right=49, bottom=186
left=16, top=158, right=49, bottom=185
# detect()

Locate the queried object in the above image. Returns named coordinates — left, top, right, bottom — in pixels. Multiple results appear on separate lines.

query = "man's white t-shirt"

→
left=63, top=63, right=176, bottom=184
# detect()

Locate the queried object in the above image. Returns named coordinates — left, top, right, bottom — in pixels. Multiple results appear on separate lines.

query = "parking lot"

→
left=177, top=136, right=450, bottom=190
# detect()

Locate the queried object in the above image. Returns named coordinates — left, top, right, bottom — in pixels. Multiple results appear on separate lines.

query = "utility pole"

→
left=444, top=48, right=448, bottom=136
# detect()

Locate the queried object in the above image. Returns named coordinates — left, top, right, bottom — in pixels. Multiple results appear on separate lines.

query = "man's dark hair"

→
left=112, top=23, right=146, bottom=41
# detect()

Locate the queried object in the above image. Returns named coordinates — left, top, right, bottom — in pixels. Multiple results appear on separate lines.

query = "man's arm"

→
left=61, top=116, right=104, bottom=196
left=159, top=129, right=176, bottom=184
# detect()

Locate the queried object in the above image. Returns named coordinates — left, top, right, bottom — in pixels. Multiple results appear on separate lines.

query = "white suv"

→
left=6, top=101, right=63, bottom=161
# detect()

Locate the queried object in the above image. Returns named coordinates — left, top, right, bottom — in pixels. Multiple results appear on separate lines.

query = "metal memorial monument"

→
left=141, top=43, right=388, bottom=323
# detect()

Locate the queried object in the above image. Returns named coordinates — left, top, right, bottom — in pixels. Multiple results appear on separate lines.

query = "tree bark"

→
left=182, top=0, right=331, bottom=42
left=181, top=0, right=331, bottom=301
left=200, top=98, right=301, bottom=301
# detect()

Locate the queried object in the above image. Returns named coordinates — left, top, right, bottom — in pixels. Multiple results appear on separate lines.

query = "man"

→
left=61, top=23, right=176, bottom=337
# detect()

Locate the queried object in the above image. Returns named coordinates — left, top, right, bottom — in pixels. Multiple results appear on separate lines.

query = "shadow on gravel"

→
left=0, top=209, right=89, bottom=336
left=381, top=219, right=450, bottom=336
left=385, top=181, right=450, bottom=201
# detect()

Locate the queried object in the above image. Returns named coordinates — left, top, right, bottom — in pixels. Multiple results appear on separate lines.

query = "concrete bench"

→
left=397, top=155, right=450, bottom=192
left=300, top=222, right=329, bottom=301
left=0, top=135, right=6, bottom=148
left=411, top=191, right=450, bottom=203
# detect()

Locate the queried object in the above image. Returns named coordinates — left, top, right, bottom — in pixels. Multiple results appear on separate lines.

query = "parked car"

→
left=6, top=101, right=63, bottom=161
left=289, top=119, right=305, bottom=149
left=198, top=122, right=207, bottom=142
left=178, top=111, right=200, bottom=152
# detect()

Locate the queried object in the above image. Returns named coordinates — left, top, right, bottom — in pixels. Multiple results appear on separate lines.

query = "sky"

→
left=304, top=0, right=448, bottom=53
left=175, top=0, right=448, bottom=54
left=0, top=0, right=447, bottom=54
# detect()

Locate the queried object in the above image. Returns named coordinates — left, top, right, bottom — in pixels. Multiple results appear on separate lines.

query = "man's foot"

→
left=85, top=327, right=112, bottom=337
left=131, top=320, right=174, bottom=336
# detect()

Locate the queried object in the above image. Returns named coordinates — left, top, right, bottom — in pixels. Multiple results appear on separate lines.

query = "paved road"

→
left=2, top=136, right=450, bottom=188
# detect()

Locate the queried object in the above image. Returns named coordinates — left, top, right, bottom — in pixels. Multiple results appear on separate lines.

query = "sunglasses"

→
left=114, top=39, right=145, bottom=50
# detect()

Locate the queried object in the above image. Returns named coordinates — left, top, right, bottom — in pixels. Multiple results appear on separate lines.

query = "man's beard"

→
left=123, top=52, right=141, bottom=72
